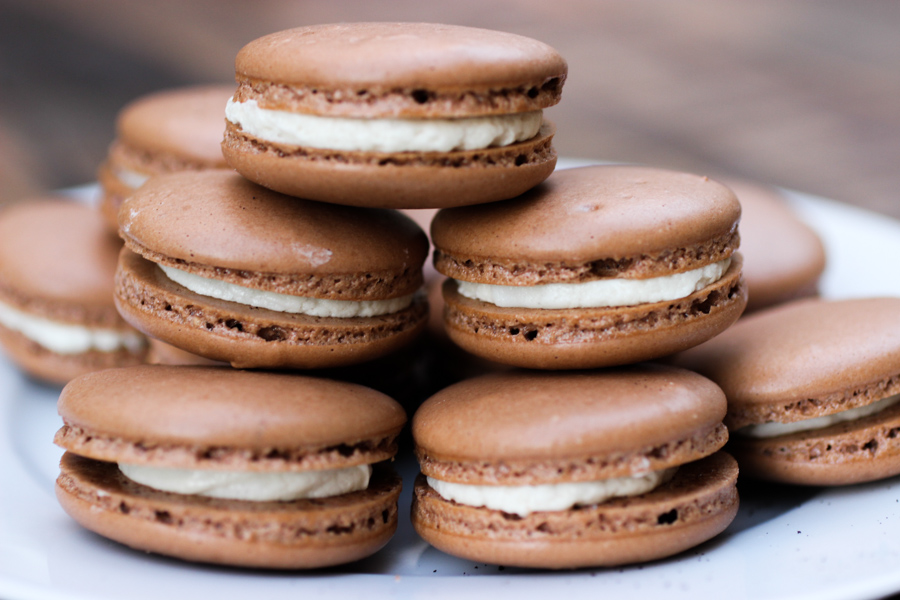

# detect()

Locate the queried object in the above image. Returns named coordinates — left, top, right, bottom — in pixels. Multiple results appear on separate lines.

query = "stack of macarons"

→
left=44, top=22, right=577, bottom=570
left=2, top=18, right=873, bottom=576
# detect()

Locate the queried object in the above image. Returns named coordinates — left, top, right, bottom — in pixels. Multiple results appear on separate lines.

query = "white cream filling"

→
left=738, top=394, right=900, bottom=439
left=427, top=468, right=676, bottom=517
left=0, top=298, right=145, bottom=354
left=119, top=463, right=371, bottom=501
left=113, top=166, right=151, bottom=190
left=456, top=258, right=731, bottom=310
left=159, top=264, right=414, bottom=318
left=225, top=98, right=543, bottom=153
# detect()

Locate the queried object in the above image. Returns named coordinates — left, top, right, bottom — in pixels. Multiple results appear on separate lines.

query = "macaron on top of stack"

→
left=222, top=22, right=566, bottom=208
left=115, top=170, right=430, bottom=369
left=431, top=165, right=748, bottom=369
left=54, top=365, right=407, bottom=568
left=0, top=199, right=146, bottom=384
left=411, top=366, right=738, bottom=568
left=675, top=298, right=900, bottom=485
left=723, top=179, right=826, bottom=312
left=98, top=85, right=233, bottom=229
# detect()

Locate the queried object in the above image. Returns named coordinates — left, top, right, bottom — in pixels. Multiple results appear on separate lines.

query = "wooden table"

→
left=1, top=0, right=898, bottom=219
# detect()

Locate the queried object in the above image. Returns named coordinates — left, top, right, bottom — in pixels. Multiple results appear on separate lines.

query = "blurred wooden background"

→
left=1, top=0, right=899, bottom=218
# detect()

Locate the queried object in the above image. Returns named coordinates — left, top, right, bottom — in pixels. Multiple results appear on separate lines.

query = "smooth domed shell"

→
left=723, top=179, right=825, bottom=311
left=675, top=298, right=900, bottom=410
left=119, top=170, right=429, bottom=275
left=0, top=200, right=122, bottom=310
left=235, top=23, right=566, bottom=93
left=58, top=366, right=407, bottom=450
left=413, top=365, right=726, bottom=462
left=117, top=85, right=234, bottom=165
left=432, top=165, right=741, bottom=263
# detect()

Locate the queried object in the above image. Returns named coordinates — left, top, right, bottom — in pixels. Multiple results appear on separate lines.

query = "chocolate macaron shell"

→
left=119, top=171, right=428, bottom=297
left=413, top=367, right=728, bottom=484
left=115, top=85, right=233, bottom=165
left=676, top=298, right=900, bottom=429
left=412, top=452, right=739, bottom=569
left=725, top=179, right=825, bottom=312
left=440, top=256, right=746, bottom=370
left=0, top=200, right=125, bottom=322
left=432, top=166, right=741, bottom=276
left=57, top=454, right=402, bottom=569
left=56, top=366, right=407, bottom=470
left=233, top=23, right=566, bottom=118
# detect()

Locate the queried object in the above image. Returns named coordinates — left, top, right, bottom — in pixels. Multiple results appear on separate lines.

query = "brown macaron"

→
left=674, top=298, right=900, bottom=485
left=723, top=179, right=826, bottom=312
left=431, top=165, right=748, bottom=369
left=222, top=23, right=566, bottom=209
left=0, top=199, right=146, bottom=384
left=54, top=366, right=406, bottom=569
left=411, top=366, right=738, bottom=569
left=98, top=85, right=233, bottom=229
left=115, top=170, right=429, bottom=369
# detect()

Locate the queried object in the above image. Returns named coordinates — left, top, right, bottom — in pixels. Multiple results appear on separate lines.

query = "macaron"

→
left=98, top=85, right=233, bottom=229
left=431, top=165, right=748, bottom=369
left=674, top=298, right=900, bottom=485
left=723, top=179, right=826, bottom=312
left=411, top=366, right=739, bottom=568
left=0, top=199, right=146, bottom=384
left=54, top=365, right=406, bottom=568
left=222, top=22, right=566, bottom=209
left=115, top=170, right=429, bottom=369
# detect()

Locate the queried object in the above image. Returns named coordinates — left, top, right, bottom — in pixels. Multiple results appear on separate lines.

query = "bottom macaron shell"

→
left=115, top=250, right=428, bottom=369
left=221, top=123, right=557, bottom=209
left=56, top=453, right=402, bottom=569
left=441, top=257, right=746, bottom=369
left=729, top=400, right=900, bottom=486
left=0, top=324, right=145, bottom=386
left=411, top=452, right=739, bottom=569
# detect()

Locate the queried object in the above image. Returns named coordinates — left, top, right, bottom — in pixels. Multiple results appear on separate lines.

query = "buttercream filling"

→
left=0, top=298, right=146, bottom=354
left=426, top=468, right=676, bottom=517
left=455, top=258, right=731, bottom=309
left=225, top=98, right=543, bottom=153
left=159, top=264, right=414, bottom=318
left=118, top=463, right=372, bottom=502
left=738, top=393, right=900, bottom=439
left=113, top=166, right=151, bottom=190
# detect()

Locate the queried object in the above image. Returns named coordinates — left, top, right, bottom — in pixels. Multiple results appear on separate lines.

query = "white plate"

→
left=3, top=180, right=900, bottom=600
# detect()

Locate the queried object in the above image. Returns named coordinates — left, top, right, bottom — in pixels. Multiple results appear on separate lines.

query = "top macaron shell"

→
left=432, top=166, right=741, bottom=272
left=223, top=23, right=566, bottom=209
left=57, top=365, right=407, bottom=470
left=233, top=23, right=566, bottom=117
left=676, top=298, right=900, bottom=429
left=414, top=366, right=729, bottom=483
left=119, top=171, right=428, bottom=293
left=115, top=85, right=234, bottom=165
